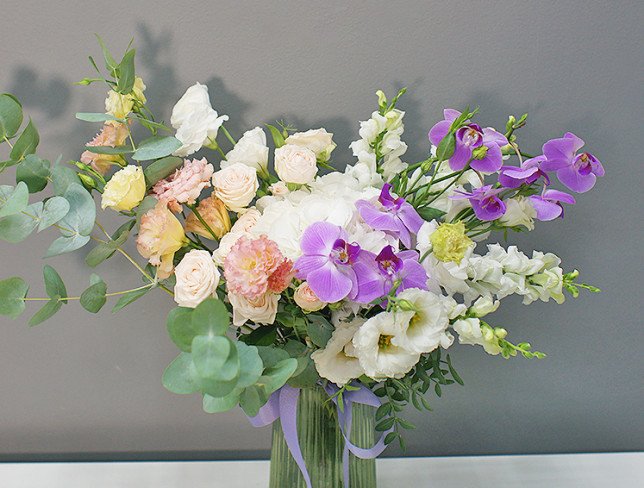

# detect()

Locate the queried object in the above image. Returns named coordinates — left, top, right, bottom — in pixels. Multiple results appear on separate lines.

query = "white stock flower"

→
left=452, top=318, right=502, bottom=355
left=228, top=292, right=279, bottom=326
left=311, top=318, right=364, bottom=386
left=499, top=197, right=536, bottom=231
left=285, top=128, right=336, bottom=162
left=173, top=250, right=220, bottom=308
left=171, top=83, right=229, bottom=157
left=352, top=311, right=420, bottom=380
left=212, top=163, right=259, bottom=211
left=393, top=288, right=454, bottom=354
left=469, top=296, right=500, bottom=317
left=274, top=144, right=318, bottom=184
left=222, top=127, right=269, bottom=173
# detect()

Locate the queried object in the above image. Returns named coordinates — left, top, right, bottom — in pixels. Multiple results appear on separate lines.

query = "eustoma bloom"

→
left=428, top=109, right=508, bottom=173
left=356, top=183, right=423, bottom=248
left=451, top=185, right=506, bottom=221
left=541, top=132, right=604, bottom=193
left=294, top=222, right=380, bottom=303
left=529, top=189, right=576, bottom=221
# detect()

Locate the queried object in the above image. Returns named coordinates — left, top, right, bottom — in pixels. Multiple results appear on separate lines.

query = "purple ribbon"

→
left=248, top=383, right=391, bottom=488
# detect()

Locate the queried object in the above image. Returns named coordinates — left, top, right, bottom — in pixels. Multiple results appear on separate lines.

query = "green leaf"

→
left=166, top=306, right=196, bottom=352
left=29, top=298, right=62, bottom=326
left=37, top=196, right=70, bottom=232
left=0, top=277, right=29, bottom=318
left=43, top=265, right=67, bottom=303
left=16, top=155, right=50, bottom=193
left=287, top=356, right=319, bottom=389
left=416, top=206, right=446, bottom=222
left=191, top=298, right=230, bottom=336
left=135, top=196, right=158, bottom=222
left=266, top=124, right=285, bottom=148
left=95, top=35, right=118, bottom=72
left=132, top=136, right=182, bottom=161
left=143, top=156, right=183, bottom=187
left=10, top=119, right=39, bottom=161
left=446, top=354, right=464, bottom=386
left=0, top=202, right=41, bottom=242
left=192, top=335, right=240, bottom=382
left=59, top=183, right=96, bottom=236
left=0, top=183, right=29, bottom=218
left=256, top=346, right=290, bottom=369
left=75, top=112, right=124, bottom=123
left=306, top=315, right=334, bottom=348
left=203, top=388, right=243, bottom=413
left=162, top=352, right=201, bottom=394
left=51, top=160, right=81, bottom=196
left=239, top=386, right=264, bottom=417
left=116, top=49, right=136, bottom=94
left=384, top=431, right=399, bottom=445
left=236, top=342, right=264, bottom=389
left=80, top=278, right=107, bottom=313
left=260, top=358, right=298, bottom=395
left=239, top=325, right=277, bottom=346
left=46, top=234, right=91, bottom=258
left=0, top=93, right=23, bottom=139
left=436, top=132, right=455, bottom=162
left=111, top=286, right=151, bottom=313
left=85, top=219, right=135, bottom=267
left=375, top=417, right=395, bottom=432
left=84, top=145, right=133, bottom=155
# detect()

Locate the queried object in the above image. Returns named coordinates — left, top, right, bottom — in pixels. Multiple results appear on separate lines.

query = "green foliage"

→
left=43, top=265, right=67, bottom=304
left=266, top=124, right=286, bottom=148
left=111, top=286, right=151, bottom=313
left=143, top=156, right=184, bottom=187
left=0, top=93, right=23, bottom=140
left=116, top=49, right=136, bottom=94
left=0, top=277, right=29, bottom=318
left=306, top=314, right=333, bottom=348
left=239, top=326, right=278, bottom=346
left=75, top=112, right=124, bottom=123
left=46, top=183, right=96, bottom=257
left=16, top=155, right=50, bottom=193
left=29, top=298, right=62, bottom=327
left=0, top=183, right=29, bottom=218
left=10, top=119, right=39, bottom=162
left=132, top=136, right=182, bottom=161
left=415, top=206, right=446, bottom=222
left=51, top=160, right=82, bottom=196
left=0, top=202, right=41, bottom=242
left=80, top=275, right=107, bottom=313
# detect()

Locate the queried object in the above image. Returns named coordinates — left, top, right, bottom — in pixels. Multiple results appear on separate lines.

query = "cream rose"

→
left=228, top=291, right=279, bottom=326
left=222, top=127, right=269, bottom=175
left=212, top=208, right=261, bottom=265
left=212, top=163, right=259, bottom=211
left=274, top=144, right=317, bottom=184
left=174, top=250, right=220, bottom=308
left=101, top=165, right=146, bottom=211
left=285, top=128, right=336, bottom=162
left=294, top=282, right=326, bottom=312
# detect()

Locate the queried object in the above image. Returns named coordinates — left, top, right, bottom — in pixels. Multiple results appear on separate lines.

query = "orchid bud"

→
left=472, top=145, right=489, bottom=160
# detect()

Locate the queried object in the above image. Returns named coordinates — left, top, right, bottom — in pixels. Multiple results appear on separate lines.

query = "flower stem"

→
left=221, top=126, right=237, bottom=146
left=188, top=204, right=219, bottom=242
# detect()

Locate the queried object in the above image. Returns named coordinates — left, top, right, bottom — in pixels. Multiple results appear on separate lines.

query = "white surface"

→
left=1, top=453, right=642, bottom=487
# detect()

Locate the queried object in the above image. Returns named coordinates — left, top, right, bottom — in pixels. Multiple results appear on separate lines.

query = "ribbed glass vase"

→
left=269, top=386, right=377, bottom=487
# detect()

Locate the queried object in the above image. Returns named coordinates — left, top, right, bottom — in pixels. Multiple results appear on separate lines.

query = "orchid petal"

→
left=556, top=166, right=597, bottom=193
left=307, top=262, right=353, bottom=303
left=529, top=196, right=563, bottom=221
left=300, top=221, right=344, bottom=256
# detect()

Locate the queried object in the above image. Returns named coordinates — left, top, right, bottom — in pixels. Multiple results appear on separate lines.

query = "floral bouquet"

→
left=0, top=40, right=602, bottom=487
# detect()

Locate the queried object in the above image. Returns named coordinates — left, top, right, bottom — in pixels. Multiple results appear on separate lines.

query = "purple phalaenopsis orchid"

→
left=428, top=109, right=509, bottom=173
left=541, top=132, right=604, bottom=193
left=355, top=183, right=424, bottom=249
left=498, top=155, right=550, bottom=188
left=452, top=185, right=507, bottom=221
left=294, top=221, right=380, bottom=304
left=529, top=189, right=576, bottom=221
left=375, top=246, right=428, bottom=295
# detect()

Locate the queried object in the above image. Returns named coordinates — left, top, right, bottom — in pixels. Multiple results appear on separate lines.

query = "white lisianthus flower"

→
left=452, top=318, right=503, bottom=355
left=222, top=127, right=269, bottom=175
left=285, top=128, right=336, bottom=162
left=393, top=288, right=453, bottom=354
left=352, top=311, right=420, bottom=380
left=171, top=83, right=229, bottom=157
left=212, top=163, right=259, bottom=211
left=173, top=250, right=220, bottom=308
left=228, top=291, right=279, bottom=326
left=499, top=197, right=536, bottom=231
left=274, top=144, right=318, bottom=184
left=311, top=318, right=364, bottom=386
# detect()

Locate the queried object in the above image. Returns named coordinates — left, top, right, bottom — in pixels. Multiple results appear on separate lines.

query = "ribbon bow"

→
left=247, top=383, right=391, bottom=488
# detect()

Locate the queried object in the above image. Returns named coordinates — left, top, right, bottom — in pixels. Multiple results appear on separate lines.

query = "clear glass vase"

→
left=269, top=386, right=377, bottom=487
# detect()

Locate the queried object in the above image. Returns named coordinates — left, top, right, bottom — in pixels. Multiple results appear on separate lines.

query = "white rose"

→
left=171, top=83, right=229, bottom=157
left=269, top=181, right=290, bottom=197
left=274, top=144, right=318, bottom=184
left=173, top=250, right=220, bottom=308
left=294, top=282, right=326, bottom=312
left=285, top=128, right=336, bottom=162
left=222, top=127, right=269, bottom=174
left=499, top=197, right=536, bottom=231
left=228, top=292, right=279, bottom=326
left=212, top=163, right=259, bottom=211
left=311, top=318, right=364, bottom=386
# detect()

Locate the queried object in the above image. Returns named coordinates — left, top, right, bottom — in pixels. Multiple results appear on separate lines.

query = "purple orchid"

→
left=428, top=109, right=509, bottom=173
left=375, top=246, right=428, bottom=295
left=294, top=221, right=381, bottom=304
left=529, top=189, right=576, bottom=221
left=355, top=183, right=424, bottom=249
left=498, top=155, right=550, bottom=188
left=541, top=132, right=604, bottom=193
left=451, top=185, right=507, bottom=221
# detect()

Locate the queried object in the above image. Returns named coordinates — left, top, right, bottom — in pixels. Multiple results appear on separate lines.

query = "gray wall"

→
left=0, top=0, right=642, bottom=461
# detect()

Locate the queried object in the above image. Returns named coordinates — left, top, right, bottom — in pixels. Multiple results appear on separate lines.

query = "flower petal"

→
left=294, top=254, right=329, bottom=279
left=556, top=166, right=597, bottom=193
left=529, top=196, right=563, bottom=221
left=307, top=262, right=353, bottom=303
left=300, top=221, right=344, bottom=255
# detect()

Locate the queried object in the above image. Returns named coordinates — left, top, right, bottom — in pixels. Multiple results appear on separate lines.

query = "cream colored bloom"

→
left=184, top=194, right=231, bottom=240
left=452, top=318, right=503, bottom=355
left=228, top=291, right=279, bottom=326
left=222, top=127, right=269, bottom=174
left=294, top=282, right=326, bottom=312
left=499, top=197, right=536, bottom=231
left=274, top=144, right=317, bottom=184
left=101, top=165, right=146, bottom=211
left=173, top=250, right=220, bottom=308
left=136, top=202, right=187, bottom=278
left=211, top=208, right=261, bottom=266
left=285, top=128, right=336, bottom=162
left=105, top=77, right=146, bottom=121
left=212, top=163, right=259, bottom=211
left=311, top=318, right=364, bottom=386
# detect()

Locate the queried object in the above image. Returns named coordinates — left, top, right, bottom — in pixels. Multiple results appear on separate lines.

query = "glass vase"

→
left=269, top=385, right=377, bottom=487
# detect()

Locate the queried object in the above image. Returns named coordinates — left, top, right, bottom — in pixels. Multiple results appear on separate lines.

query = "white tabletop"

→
left=1, top=453, right=642, bottom=487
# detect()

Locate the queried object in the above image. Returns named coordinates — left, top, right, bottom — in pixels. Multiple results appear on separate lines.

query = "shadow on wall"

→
left=8, top=67, right=71, bottom=119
